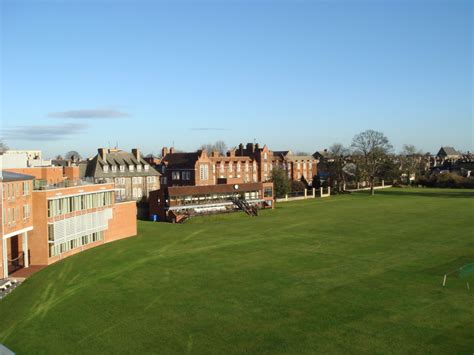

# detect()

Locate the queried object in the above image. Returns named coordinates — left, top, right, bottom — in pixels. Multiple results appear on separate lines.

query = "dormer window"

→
left=137, top=165, right=142, bottom=172
left=120, top=165, right=125, bottom=172
left=144, top=165, right=149, bottom=171
left=103, top=165, right=109, bottom=173
left=129, top=165, right=134, bottom=172
left=112, top=165, right=117, bottom=172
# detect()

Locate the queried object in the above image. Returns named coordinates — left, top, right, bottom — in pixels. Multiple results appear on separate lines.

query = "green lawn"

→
left=1, top=188, right=473, bottom=354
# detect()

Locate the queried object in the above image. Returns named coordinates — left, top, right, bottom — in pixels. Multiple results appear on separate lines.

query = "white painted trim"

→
left=3, top=226, right=33, bottom=239
left=44, top=188, right=115, bottom=200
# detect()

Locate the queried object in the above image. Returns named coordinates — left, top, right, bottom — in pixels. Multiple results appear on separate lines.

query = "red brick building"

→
left=1, top=171, right=137, bottom=278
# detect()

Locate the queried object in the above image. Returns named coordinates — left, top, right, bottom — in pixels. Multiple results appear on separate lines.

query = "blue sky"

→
left=1, top=0, right=472, bottom=158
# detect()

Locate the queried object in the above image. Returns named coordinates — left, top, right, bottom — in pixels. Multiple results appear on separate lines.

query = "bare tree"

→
left=328, top=143, right=350, bottom=192
left=0, top=141, right=9, bottom=155
left=400, top=144, right=424, bottom=184
left=351, top=130, right=392, bottom=195
left=65, top=151, right=82, bottom=162
left=200, top=141, right=227, bottom=155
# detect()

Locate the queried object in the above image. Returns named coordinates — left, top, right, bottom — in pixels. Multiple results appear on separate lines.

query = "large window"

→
left=23, top=181, right=30, bottom=196
left=264, top=187, right=273, bottom=197
left=182, top=171, right=191, bottom=180
left=199, top=165, right=209, bottom=180
left=49, top=231, right=104, bottom=258
left=172, top=171, right=180, bottom=180
left=48, top=191, right=113, bottom=217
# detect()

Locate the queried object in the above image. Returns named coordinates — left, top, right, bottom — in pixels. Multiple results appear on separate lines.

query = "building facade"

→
left=83, top=148, right=161, bottom=201
left=1, top=172, right=34, bottom=278
left=30, top=182, right=136, bottom=266
left=272, top=150, right=318, bottom=184
left=150, top=182, right=274, bottom=222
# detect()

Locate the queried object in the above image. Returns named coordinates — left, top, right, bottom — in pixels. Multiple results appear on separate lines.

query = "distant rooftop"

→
left=1, top=171, right=35, bottom=182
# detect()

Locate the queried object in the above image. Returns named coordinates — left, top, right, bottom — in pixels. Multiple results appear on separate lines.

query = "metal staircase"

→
left=231, top=197, right=258, bottom=216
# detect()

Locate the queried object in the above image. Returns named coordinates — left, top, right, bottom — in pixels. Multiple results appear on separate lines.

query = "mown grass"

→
left=0, top=188, right=473, bottom=354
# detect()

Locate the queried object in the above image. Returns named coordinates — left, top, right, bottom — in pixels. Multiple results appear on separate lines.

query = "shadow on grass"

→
left=372, top=189, right=474, bottom=199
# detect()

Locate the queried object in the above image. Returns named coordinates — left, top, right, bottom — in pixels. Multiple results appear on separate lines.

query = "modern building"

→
left=83, top=148, right=161, bottom=201
left=29, top=182, right=136, bottom=267
left=1, top=171, right=137, bottom=278
left=1, top=171, right=35, bottom=278
left=1, top=150, right=52, bottom=168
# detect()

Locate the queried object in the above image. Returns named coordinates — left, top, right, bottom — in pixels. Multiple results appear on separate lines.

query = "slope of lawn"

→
left=0, top=188, right=473, bottom=353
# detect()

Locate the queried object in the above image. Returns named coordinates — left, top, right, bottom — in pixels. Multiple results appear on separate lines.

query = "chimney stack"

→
left=162, top=147, right=168, bottom=157
left=246, top=143, right=255, bottom=154
left=238, top=143, right=244, bottom=156
left=98, top=148, right=107, bottom=160
left=170, top=147, right=176, bottom=154
left=132, top=148, right=140, bottom=160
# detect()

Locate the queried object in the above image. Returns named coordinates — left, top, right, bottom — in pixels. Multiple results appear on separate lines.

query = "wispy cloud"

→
left=2, top=123, right=88, bottom=141
left=189, top=127, right=231, bottom=131
left=48, top=108, right=130, bottom=119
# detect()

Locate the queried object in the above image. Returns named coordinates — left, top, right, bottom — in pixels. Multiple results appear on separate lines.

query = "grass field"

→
left=0, top=188, right=473, bottom=354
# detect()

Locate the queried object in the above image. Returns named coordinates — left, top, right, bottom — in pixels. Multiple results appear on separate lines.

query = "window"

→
left=228, top=163, right=233, bottom=172
left=15, top=183, right=20, bottom=196
left=137, top=165, right=142, bottom=172
left=23, top=181, right=30, bottom=196
left=120, top=165, right=125, bottom=172
left=147, top=176, right=155, bottom=183
left=264, top=163, right=268, bottom=172
left=237, top=163, right=241, bottom=172
left=160, top=176, right=168, bottom=185
left=245, top=162, right=249, bottom=172
left=23, top=204, right=30, bottom=219
left=144, top=165, right=150, bottom=171
left=199, top=164, right=209, bottom=180
left=133, top=188, right=143, bottom=198
left=182, top=171, right=191, bottom=180
left=172, top=171, right=180, bottom=180
left=103, top=165, right=109, bottom=173
left=264, top=187, right=273, bottom=197
left=129, top=165, right=134, bottom=172
left=212, top=165, right=216, bottom=173
left=220, top=164, right=224, bottom=172
left=47, top=191, right=114, bottom=217
left=297, top=162, right=300, bottom=169
left=264, top=152, right=268, bottom=160
left=112, top=165, right=117, bottom=172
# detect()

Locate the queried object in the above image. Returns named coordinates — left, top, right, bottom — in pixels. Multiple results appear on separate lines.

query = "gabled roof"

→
left=85, top=150, right=160, bottom=178
left=1, top=171, right=35, bottom=182
left=162, top=152, right=200, bottom=169
left=438, top=146, right=460, bottom=157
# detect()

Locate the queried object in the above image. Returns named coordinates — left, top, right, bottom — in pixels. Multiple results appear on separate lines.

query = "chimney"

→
left=246, top=143, right=255, bottom=154
left=238, top=143, right=244, bottom=156
left=98, top=148, right=107, bottom=160
left=162, top=147, right=168, bottom=157
left=132, top=148, right=140, bottom=160
left=228, top=148, right=236, bottom=157
left=170, top=147, right=175, bottom=154
left=212, top=151, right=219, bottom=157
left=255, top=143, right=260, bottom=150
